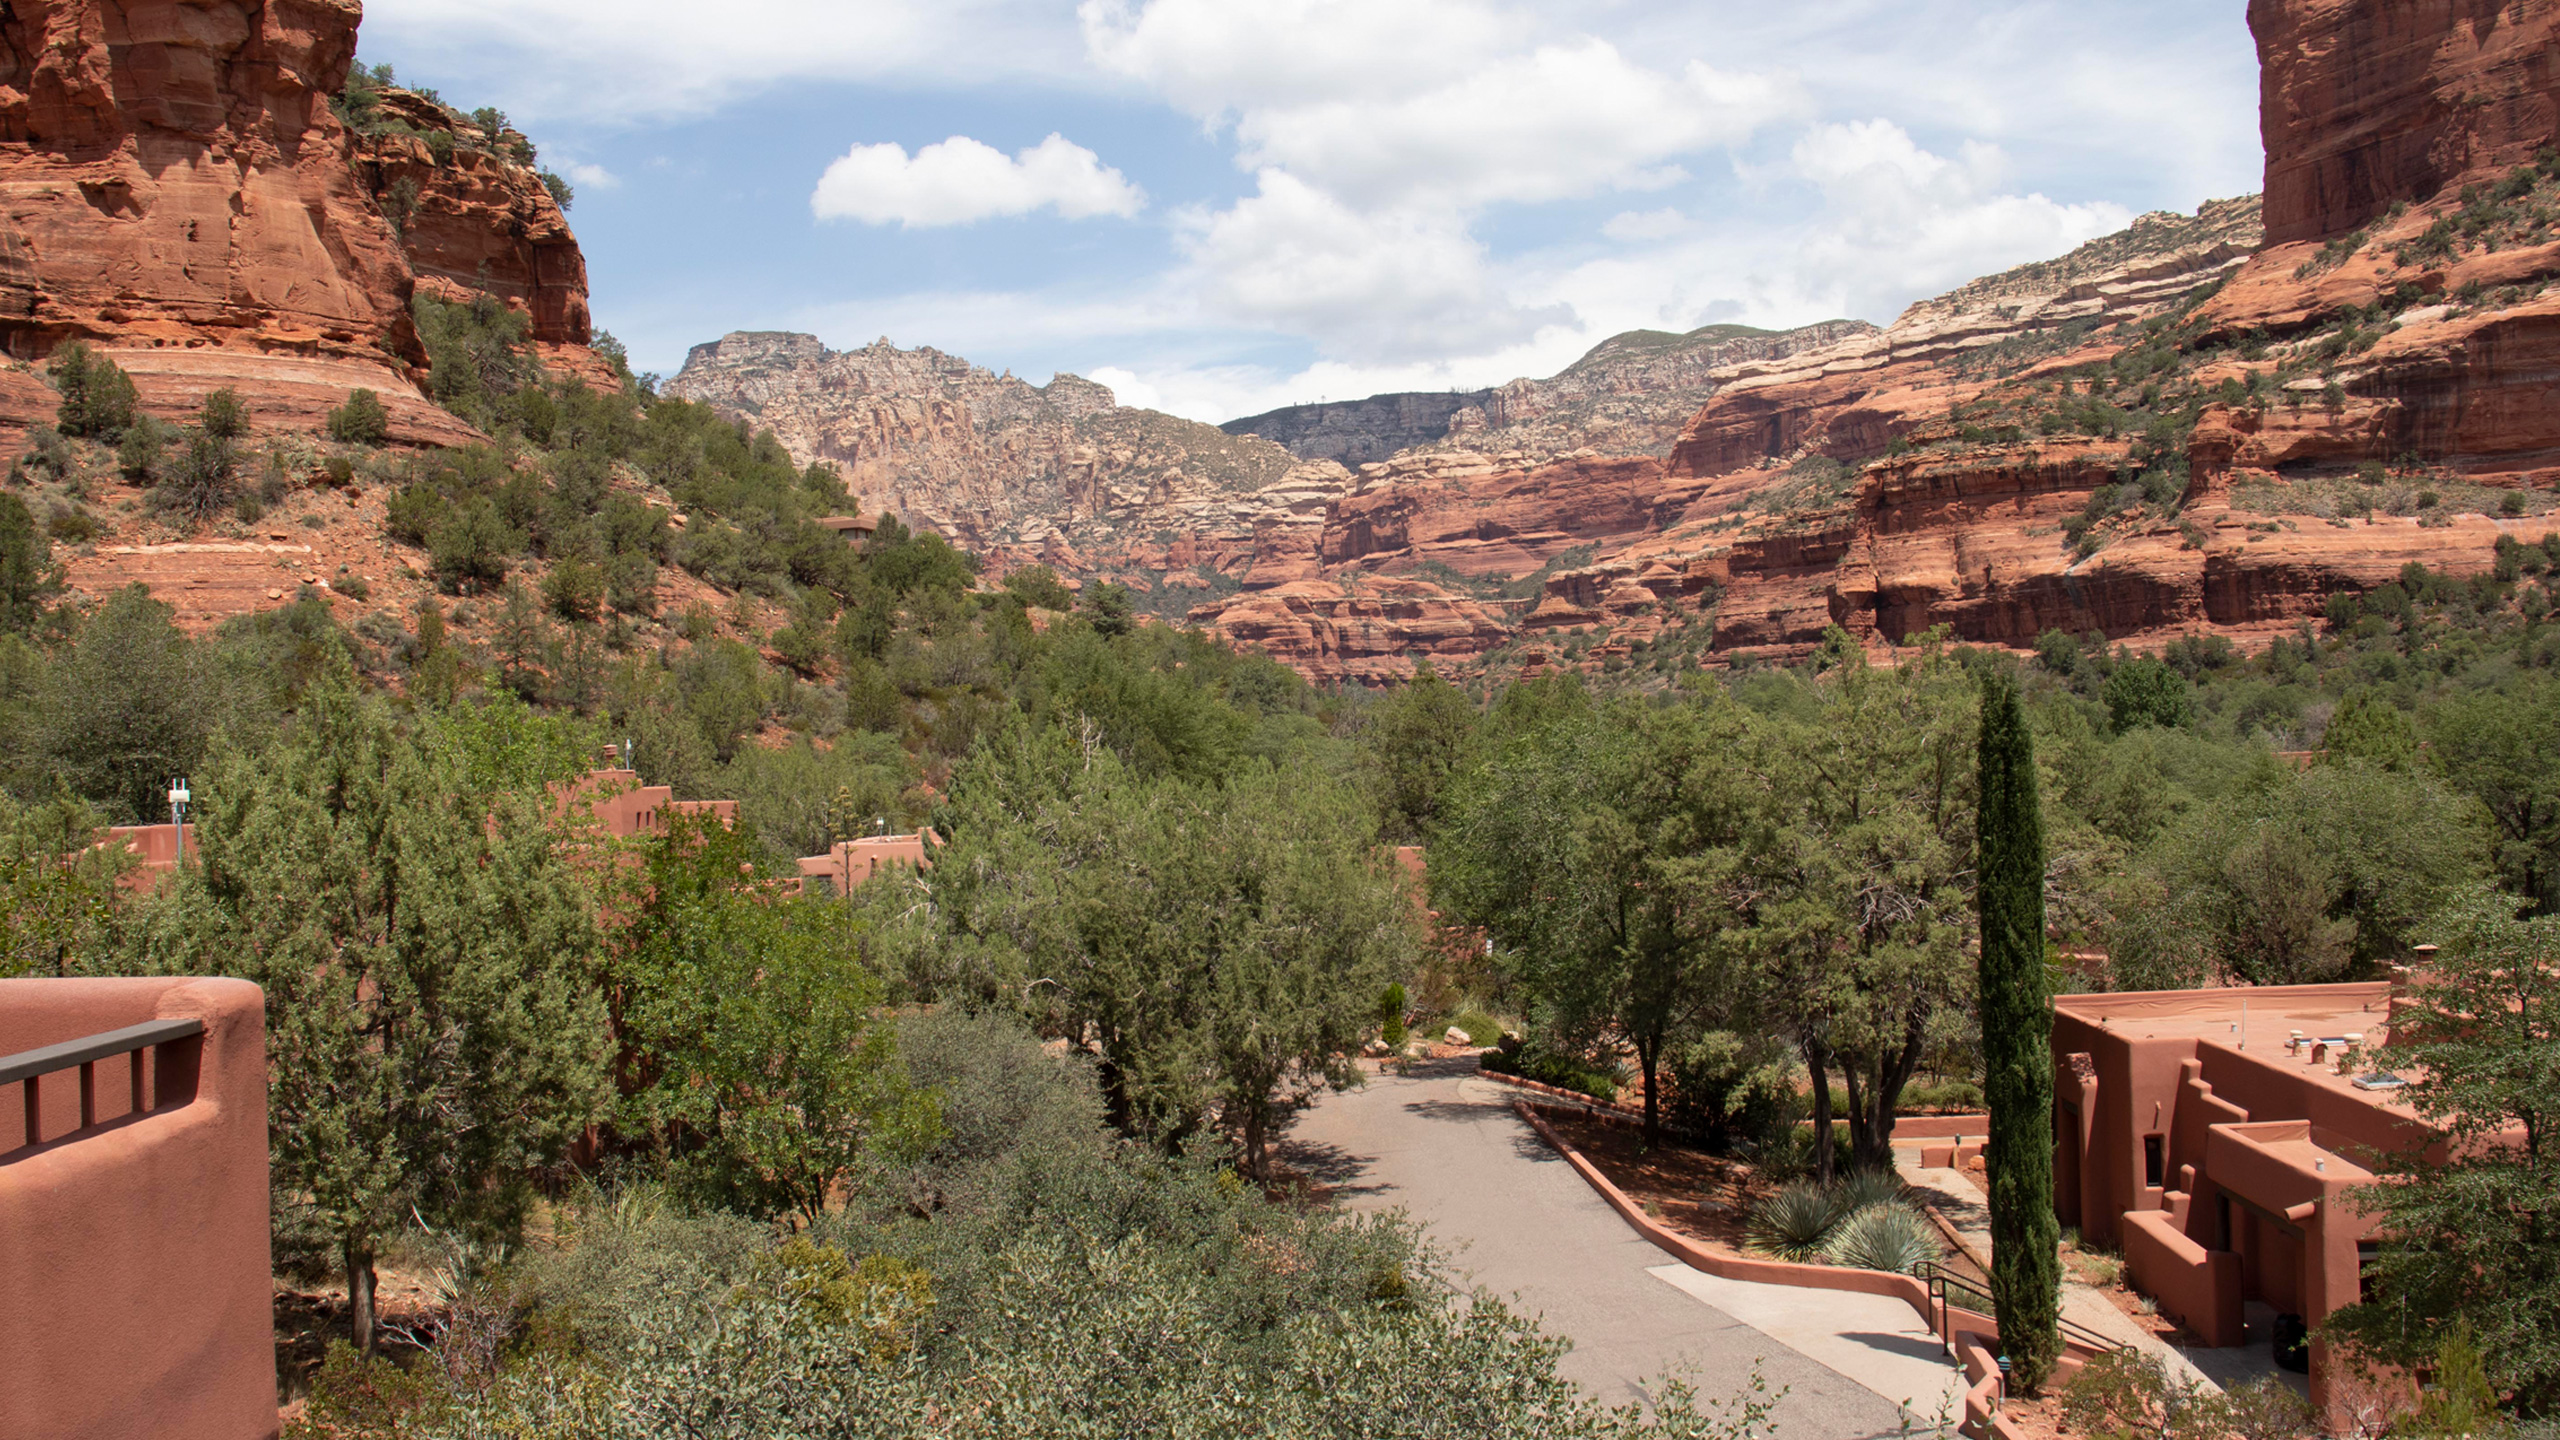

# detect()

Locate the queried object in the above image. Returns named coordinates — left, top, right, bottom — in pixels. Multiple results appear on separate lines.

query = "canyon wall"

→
left=2254, top=0, right=2560, bottom=246
left=0, top=0, right=478, bottom=444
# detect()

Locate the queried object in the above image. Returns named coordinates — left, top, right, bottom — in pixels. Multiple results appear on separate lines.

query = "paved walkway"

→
left=1281, top=1059, right=1948, bottom=1438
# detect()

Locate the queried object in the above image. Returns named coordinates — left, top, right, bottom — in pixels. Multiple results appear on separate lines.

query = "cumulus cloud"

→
left=563, top=162, right=620, bottom=191
left=1175, top=171, right=1570, bottom=361
left=811, top=134, right=1145, bottom=227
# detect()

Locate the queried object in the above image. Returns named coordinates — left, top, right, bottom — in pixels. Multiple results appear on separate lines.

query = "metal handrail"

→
left=4, top=1018, right=204, bottom=1145
left=0, top=1018, right=203, bottom=1087
left=1920, top=1261, right=2133, bottom=1357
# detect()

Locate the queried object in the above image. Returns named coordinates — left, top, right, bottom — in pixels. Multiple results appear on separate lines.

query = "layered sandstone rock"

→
left=0, top=0, right=474, bottom=444
left=1223, top=320, right=1878, bottom=468
left=2254, top=0, right=2560, bottom=246
left=664, top=331, right=1349, bottom=565
left=1185, top=576, right=1515, bottom=686
left=350, top=87, right=592, bottom=347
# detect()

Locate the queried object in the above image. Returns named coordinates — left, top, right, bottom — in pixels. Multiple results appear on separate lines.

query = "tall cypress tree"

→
left=1977, top=669, right=2060, bottom=1389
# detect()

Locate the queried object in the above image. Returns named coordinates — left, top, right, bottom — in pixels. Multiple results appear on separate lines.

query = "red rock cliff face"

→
left=2255, top=0, right=2560, bottom=246
left=0, top=0, right=476, bottom=443
left=354, top=88, right=591, bottom=347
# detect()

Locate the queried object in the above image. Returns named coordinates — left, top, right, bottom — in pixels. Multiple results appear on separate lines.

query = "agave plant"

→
left=1832, top=1167, right=1909, bottom=1215
left=1824, top=1202, right=1942, bottom=1276
left=1746, top=1180, right=1844, bottom=1261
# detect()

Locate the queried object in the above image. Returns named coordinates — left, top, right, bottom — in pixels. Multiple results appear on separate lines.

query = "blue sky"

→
left=359, top=0, right=2265, bottom=424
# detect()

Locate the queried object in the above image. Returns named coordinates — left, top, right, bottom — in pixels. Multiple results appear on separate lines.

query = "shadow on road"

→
left=1837, top=1331, right=1952, bottom=1365
left=1272, top=1137, right=1395, bottom=1200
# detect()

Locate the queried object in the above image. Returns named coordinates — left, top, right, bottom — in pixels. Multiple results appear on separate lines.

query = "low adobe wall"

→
left=0, top=977, right=276, bottom=1440
left=2122, top=1209, right=2244, bottom=1347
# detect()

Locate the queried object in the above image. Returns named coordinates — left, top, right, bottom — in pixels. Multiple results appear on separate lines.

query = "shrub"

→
left=1445, top=1009, right=1503, bottom=1046
left=1832, top=1168, right=1909, bottom=1214
left=115, top=416, right=168, bottom=481
left=327, top=389, right=392, bottom=445
left=1476, top=1042, right=1617, bottom=1101
left=2102, top=657, right=2196, bottom=733
left=333, top=571, right=371, bottom=602
left=1823, top=1203, right=1939, bottom=1275
left=538, top=170, right=573, bottom=212
left=428, top=497, right=519, bottom=591
left=199, top=387, right=249, bottom=440
left=1898, top=1079, right=1984, bottom=1112
left=49, top=342, right=138, bottom=438
left=2061, top=1350, right=2228, bottom=1440
left=152, top=429, right=240, bottom=526
left=542, top=557, right=604, bottom=622
left=1378, top=983, right=1407, bottom=1047
left=44, top=505, right=98, bottom=543
left=1663, top=1031, right=1798, bottom=1149
left=1747, top=1181, right=1843, bottom=1261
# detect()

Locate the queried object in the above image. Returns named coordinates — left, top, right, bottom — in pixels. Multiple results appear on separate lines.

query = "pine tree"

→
left=1977, top=668, right=2060, bottom=1389
left=130, top=668, right=608, bottom=1354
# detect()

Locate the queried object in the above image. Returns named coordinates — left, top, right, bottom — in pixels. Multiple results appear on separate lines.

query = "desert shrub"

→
left=1477, top=1042, right=1617, bottom=1101
left=1663, top=1031, right=1798, bottom=1149
left=199, top=388, right=249, bottom=440
left=428, top=497, right=519, bottom=591
left=1823, top=1202, right=1939, bottom=1275
left=328, top=388, right=392, bottom=445
left=1832, top=1169, right=1909, bottom=1214
left=1897, top=1079, right=1984, bottom=1112
left=2060, top=1349, right=2229, bottom=1440
left=1444, top=1009, right=1504, bottom=1046
left=152, top=430, right=240, bottom=526
left=49, top=342, right=138, bottom=439
left=1378, top=983, right=1407, bottom=1047
left=1747, top=1181, right=1843, bottom=1261
left=542, top=557, right=604, bottom=622
left=116, top=416, right=169, bottom=481
left=334, top=571, right=372, bottom=602
left=18, top=424, right=73, bottom=480
left=43, top=505, right=97, bottom=544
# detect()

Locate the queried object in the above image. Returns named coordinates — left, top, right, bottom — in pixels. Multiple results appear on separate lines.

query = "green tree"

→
left=1362, top=660, right=1478, bottom=843
left=37, top=586, right=222, bottom=822
left=1733, top=642, right=1977, bottom=1178
left=327, top=388, right=392, bottom=445
left=1002, top=563, right=1075, bottom=611
left=2328, top=887, right=2560, bottom=1414
left=2428, top=678, right=2560, bottom=914
left=611, top=813, right=939, bottom=1219
left=0, top=492, right=62, bottom=632
left=1082, top=579, right=1134, bottom=638
left=1976, top=668, right=2060, bottom=1390
left=129, top=671, right=609, bottom=1355
left=1437, top=695, right=1749, bottom=1143
left=2102, top=656, right=2194, bottom=733
left=2322, top=690, right=2417, bottom=770
left=428, top=497, right=520, bottom=592
left=49, top=341, right=138, bottom=438
left=928, top=729, right=1411, bottom=1177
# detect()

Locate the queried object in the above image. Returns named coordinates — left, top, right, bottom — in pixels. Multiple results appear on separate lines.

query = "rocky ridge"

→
left=1224, top=320, right=1880, bottom=469
left=664, top=330, right=1351, bottom=579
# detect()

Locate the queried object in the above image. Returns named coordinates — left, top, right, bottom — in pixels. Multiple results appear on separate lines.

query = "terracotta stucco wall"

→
left=0, top=977, right=276, bottom=1440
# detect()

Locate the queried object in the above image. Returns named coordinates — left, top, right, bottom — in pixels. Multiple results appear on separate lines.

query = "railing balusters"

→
left=0, top=1019, right=205, bottom=1152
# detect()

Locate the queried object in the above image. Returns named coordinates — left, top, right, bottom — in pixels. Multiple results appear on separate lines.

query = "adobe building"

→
left=558, top=752, right=738, bottom=839
left=814, top=512, right=882, bottom=547
left=2050, top=982, right=2443, bottom=1413
left=796, top=829, right=936, bottom=895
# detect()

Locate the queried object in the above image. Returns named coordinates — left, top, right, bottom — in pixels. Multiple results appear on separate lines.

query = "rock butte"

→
left=0, top=0, right=609, bottom=449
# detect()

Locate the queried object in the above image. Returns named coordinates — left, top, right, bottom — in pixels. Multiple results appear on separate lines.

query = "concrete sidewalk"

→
left=1283, top=1060, right=1942, bottom=1438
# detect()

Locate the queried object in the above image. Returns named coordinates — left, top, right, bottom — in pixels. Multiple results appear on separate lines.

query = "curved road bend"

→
left=1280, top=1058, right=1952, bottom=1439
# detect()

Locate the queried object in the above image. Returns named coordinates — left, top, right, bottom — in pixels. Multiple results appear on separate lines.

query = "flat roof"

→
left=2055, top=982, right=2426, bottom=1113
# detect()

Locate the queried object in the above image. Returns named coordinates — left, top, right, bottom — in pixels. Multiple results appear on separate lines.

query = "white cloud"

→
left=563, top=162, right=620, bottom=191
left=1603, top=209, right=1690, bottom=242
left=1175, top=171, right=1569, bottom=360
left=812, top=134, right=1145, bottom=227
left=1078, top=0, right=1528, bottom=116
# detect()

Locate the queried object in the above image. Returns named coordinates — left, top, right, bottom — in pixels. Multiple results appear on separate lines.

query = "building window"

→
left=2358, top=1240, right=2383, bottom=1304
left=2144, top=1133, right=2166, bottom=1188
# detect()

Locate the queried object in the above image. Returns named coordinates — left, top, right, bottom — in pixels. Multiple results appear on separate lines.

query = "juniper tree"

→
left=129, top=672, right=608, bottom=1354
left=1977, top=668, right=2060, bottom=1390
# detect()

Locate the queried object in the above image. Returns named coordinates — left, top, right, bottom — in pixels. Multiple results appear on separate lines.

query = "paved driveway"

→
left=1280, top=1059, right=1936, bottom=1438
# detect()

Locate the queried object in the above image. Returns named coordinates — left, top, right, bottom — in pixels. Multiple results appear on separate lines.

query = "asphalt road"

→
left=1279, top=1058, right=1929, bottom=1439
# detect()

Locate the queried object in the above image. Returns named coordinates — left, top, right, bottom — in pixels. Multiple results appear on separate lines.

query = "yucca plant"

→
left=1747, top=1180, right=1843, bottom=1261
left=1825, top=1202, right=1942, bottom=1276
left=1833, top=1167, right=1908, bottom=1215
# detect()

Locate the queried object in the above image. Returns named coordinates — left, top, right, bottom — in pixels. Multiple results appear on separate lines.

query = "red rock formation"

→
left=1189, top=576, right=1514, bottom=686
left=0, top=0, right=475, bottom=444
left=2254, top=0, right=2560, bottom=246
left=352, top=88, right=592, bottom=347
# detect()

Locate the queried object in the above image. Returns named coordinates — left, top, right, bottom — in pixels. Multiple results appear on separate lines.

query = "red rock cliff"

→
left=2256, top=0, right=2560, bottom=246
left=352, top=87, right=592, bottom=348
left=0, top=0, right=477, bottom=442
